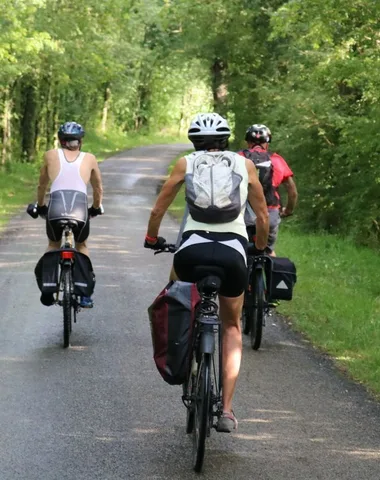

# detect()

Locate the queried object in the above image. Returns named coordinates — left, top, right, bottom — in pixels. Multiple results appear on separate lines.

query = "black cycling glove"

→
left=37, top=205, right=48, bottom=217
left=144, top=236, right=166, bottom=250
left=248, top=245, right=266, bottom=256
left=27, top=203, right=48, bottom=218
left=88, top=205, right=104, bottom=217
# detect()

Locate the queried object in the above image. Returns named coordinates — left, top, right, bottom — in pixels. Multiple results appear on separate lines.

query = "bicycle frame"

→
left=194, top=293, right=223, bottom=417
left=182, top=293, right=223, bottom=414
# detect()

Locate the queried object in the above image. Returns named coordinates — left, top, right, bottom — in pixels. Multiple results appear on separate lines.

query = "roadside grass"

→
left=0, top=128, right=186, bottom=231
left=276, top=223, right=380, bottom=396
left=166, top=154, right=380, bottom=397
left=0, top=162, right=40, bottom=229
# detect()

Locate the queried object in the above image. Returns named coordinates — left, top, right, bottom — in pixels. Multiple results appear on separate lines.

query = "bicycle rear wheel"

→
left=183, top=373, right=196, bottom=434
left=62, top=267, right=72, bottom=348
left=193, top=353, right=211, bottom=473
left=250, top=269, right=264, bottom=351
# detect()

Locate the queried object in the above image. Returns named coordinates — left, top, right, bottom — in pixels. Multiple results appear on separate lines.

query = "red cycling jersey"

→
left=238, top=145, right=293, bottom=209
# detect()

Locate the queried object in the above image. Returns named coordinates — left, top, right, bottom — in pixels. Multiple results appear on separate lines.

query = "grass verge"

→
left=0, top=128, right=186, bottom=231
left=167, top=155, right=380, bottom=397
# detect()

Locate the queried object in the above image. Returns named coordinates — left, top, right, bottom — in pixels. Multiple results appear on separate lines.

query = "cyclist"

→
left=35, top=121, right=103, bottom=307
left=144, top=113, right=269, bottom=432
left=238, top=124, right=298, bottom=256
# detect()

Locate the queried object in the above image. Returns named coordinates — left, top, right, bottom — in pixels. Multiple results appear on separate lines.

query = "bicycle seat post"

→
left=63, top=226, right=74, bottom=249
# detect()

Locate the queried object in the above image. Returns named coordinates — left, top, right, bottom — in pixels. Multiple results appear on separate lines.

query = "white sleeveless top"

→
left=183, top=150, right=249, bottom=239
left=50, top=149, right=87, bottom=194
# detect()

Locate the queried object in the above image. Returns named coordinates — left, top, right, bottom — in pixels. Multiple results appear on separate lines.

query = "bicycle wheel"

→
left=183, top=374, right=195, bottom=434
left=62, top=267, right=72, bottom=348
left=193, top=353, right=211, bottom=473
left=242, top=257, right=254, bottom=335
left=250, top=269, right=264, bottom=351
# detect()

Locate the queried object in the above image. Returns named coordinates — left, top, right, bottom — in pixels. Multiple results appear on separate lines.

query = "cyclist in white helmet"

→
left=144, top=113, right=269, bottom=432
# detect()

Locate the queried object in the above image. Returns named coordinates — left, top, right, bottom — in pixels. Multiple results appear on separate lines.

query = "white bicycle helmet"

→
left=188, top=113, right=231, bottom=149
left=188, top=113, right=231, bottom=137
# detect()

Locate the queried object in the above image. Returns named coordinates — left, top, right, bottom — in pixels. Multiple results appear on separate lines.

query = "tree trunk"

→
left=211, top=59, right=228, bottom=115
left=1, top=88, right=12, bottom=165
left=20, top=75, right=39, bottom=162
left=101, top=84, right=111, bottom=133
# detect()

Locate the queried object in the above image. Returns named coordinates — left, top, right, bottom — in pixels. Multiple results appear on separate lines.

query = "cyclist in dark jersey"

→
left=238, top=124, right=298, bottom=256
left=144, top=113, right=269, bottom=432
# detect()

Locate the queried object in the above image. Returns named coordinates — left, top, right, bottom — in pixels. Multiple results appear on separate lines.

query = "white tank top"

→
left=50, top=149, right=87, bottom=194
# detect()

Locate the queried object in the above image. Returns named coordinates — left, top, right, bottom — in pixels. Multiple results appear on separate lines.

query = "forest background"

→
left=1, top=0, right=380, bottom=392
left=2, top=0, right=380, bottom=244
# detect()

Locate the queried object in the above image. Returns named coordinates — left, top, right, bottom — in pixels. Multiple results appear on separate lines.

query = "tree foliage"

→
left=1, top=0, right=379, bottom=246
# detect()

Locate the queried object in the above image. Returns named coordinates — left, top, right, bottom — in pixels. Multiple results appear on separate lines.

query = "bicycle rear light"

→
left=61, top=250, right=75, bottom=260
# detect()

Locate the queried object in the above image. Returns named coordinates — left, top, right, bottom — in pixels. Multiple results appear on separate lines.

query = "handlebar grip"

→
left=26, top=203, right=38, bottom=219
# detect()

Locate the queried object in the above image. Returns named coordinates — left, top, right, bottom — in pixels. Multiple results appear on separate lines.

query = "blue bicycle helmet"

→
left=58, top=121, right=85, bottom=140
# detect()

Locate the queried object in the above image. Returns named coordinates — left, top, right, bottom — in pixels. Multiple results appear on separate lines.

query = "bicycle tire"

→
left=242, top=307, right=251, bottom=335
left=183, top=375, right=195, bottom=434
left=250, top=269, right=264, bottom=351
left=62, top=267, right=72, bottom=348
left=193, top=353, right=211, bottom=473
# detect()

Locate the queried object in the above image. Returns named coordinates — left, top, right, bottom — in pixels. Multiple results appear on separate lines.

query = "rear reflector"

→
left=61, top=250, right=74, bottom=260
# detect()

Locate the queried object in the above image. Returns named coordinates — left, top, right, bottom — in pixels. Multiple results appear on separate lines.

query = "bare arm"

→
left=146, top=157, right=186, bottom=239
left=90, top=155, right=103, bottom=208
left=246, top=159, right=269, bottom=250
left=281, top=176, right=298, bottom=216
left=37, top=154, right=50, bottom=206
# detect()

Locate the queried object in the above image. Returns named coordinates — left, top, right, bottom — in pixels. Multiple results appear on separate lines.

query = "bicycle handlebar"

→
left=27, top=203, right=105, bottom=219
left=153, top=243, right=177, bottom=255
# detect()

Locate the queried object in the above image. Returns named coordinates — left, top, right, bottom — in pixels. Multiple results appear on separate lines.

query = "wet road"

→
left=0, top=144, right=379, bottom=479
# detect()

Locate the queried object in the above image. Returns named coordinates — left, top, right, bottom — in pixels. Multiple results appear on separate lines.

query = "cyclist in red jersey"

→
left=238, top=124, right=298, bottom=256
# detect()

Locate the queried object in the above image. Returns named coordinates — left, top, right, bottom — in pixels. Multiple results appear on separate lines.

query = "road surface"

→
left=0, top=144, right=379, bottom=479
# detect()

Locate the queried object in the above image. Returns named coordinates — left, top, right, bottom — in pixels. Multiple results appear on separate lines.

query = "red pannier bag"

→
left=148, top=281, right=200, bottom=385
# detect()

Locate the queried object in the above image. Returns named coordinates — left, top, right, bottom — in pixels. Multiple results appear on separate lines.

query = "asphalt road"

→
left=0, top=144, right=380, bottom=480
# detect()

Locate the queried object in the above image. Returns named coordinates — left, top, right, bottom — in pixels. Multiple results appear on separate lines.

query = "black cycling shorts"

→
left=173, top=230, right=248, bottom=298
left=46, top=190, right=89, bottom=243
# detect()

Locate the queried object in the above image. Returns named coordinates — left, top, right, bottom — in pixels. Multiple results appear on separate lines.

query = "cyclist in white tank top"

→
left=50, top=149, right=87, bottom=194
left=36, top=121, right=103, bottom=258
left=35, top=122, right=104, bottom=308
left=144, top=113, right=269, bottom=432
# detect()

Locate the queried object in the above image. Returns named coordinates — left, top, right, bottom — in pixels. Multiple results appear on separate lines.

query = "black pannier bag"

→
left=34, top=249, right=95, bottom=297
left=148, top=281, right=200, bottom=385
left=34, top=250, right=60, bottom=294
left=268, top=257, right=297, bottom=301
left=72, top=251, right=95, bottom=297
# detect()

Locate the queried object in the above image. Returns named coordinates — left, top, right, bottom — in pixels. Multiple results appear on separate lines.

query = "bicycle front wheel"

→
left=193, top=353, right=211, bottom=473
left=62, top=267, right=72, bottom=348
left=250, top=269, right=265, bottom=351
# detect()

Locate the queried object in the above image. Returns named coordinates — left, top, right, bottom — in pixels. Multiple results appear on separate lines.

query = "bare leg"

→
left=169, top=264, right=179, bottom=281
left=47, top=240, right=61, bottom=252
left=219, top=293, right=244, bottom=413
left=75, top=241, right=89, bottom=257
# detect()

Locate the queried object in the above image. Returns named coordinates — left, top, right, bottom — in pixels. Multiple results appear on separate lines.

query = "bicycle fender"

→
left=200, top=330, right=215, bottom=354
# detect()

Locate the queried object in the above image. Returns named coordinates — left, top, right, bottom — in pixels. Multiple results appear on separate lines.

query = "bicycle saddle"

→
left=56, top=219, right=79, bottom=229
left=193, top=266, right=225, bottom=295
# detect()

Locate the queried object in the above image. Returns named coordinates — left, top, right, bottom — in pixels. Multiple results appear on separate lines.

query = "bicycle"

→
left=154, top=243, right=224, bottom=473
left=242, top=229, right=271, bottom=351
left=27, top=203, right=102, bottom=348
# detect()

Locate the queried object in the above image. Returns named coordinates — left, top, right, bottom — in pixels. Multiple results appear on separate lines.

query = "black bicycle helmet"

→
left=188, top=113, right=231, bottom=150
left=58, top=121, right=85, bottom=140
left=245, top=124, right=272, bottom=144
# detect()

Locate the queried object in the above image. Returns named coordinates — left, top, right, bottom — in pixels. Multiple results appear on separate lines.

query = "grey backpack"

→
left=185, top=151, right=244, bottom=224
